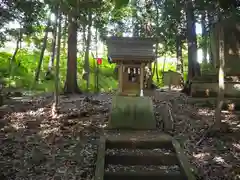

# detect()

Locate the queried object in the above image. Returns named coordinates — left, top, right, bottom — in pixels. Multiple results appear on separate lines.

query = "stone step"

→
left=105, top=151, right=178, bottom=166
left=94, top=133, right=196, bottom=180
left=104, top=170, right=185, bottom=180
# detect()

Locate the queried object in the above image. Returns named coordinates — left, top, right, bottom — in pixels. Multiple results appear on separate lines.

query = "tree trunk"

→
left=54, top=9, right=62, bottom=111
left=214, top=27, right=224, bottom=129
left=161, top=55, right=167, bottom=83
left=94, top=28, right=98, bottom=92
left=35, top=16, right=51, bottom=81
left=155, top=43, right=159, bottom=82
left=82, top=23, right=86, bottom=52
left=175, top=0, right=184, bottom=75
left=153, top=1, right=160, bottom=83
left=201, top=11, right=208, bottom=64
left=176, top=35, right=183, bottom=74
left=46, top=10, right=58, bottom=77
left=62, top=15, right=68, bottom=53
left=186, top=0, right=200, bottom=80
left=9, top=30, right=22, bottom=87
left=9, top=34, right=21, bottom=74
left=48, top=26, right=57, bottom=72
left=207, top=11, right=214, bottom=66
left=132, top=0, right=138, bottom=36
left=64, top=13, right=81, bottom=94
left=84, top=11, right=92, bottom=91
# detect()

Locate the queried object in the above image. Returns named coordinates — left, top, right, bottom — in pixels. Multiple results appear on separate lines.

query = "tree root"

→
left=196, top=122, right=231, bottom=146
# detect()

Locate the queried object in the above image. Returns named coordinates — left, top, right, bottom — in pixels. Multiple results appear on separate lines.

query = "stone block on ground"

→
left=109, top=96, right=156, bottom=130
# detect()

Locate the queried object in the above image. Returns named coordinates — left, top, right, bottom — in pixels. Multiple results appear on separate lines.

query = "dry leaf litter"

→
left=0, top=91, right=239, bottom=180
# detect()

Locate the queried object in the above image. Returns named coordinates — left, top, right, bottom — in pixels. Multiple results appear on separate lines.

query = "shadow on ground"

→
left=1, top=91, right=240, bottom=180
left=0, top=93, right=110, bottom=180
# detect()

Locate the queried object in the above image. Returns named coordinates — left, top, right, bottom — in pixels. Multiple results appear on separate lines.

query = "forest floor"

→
left=0, top=91, right=240, bottom=180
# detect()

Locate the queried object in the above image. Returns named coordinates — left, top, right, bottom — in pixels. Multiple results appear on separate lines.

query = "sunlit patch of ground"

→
left=0, top=94, right=109, bottom=179
left=155, top=92, right=240, bottom=180
left=1, top=92, right=240, bottom=180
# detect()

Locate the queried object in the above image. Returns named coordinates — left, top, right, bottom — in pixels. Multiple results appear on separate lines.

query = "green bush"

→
left=0, top=49, right=184, bottom=93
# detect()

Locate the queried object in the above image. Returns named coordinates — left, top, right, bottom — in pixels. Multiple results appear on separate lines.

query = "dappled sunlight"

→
left=0, top=93, right=110, bottom=179
left=232, top=143, right=240, bottom=150
left=233, top=84, right=240, bottom=90
left=38, top=127, right=60, bottom=138
left=221, top=111, right=240, bottom=132
left=11, top=107, right=47, bottom=118
left=197, top=108, right=214, bottom=116
left=1, top=91, right=240, bottom=180
left=9, top=120, right=26, bottom=130
left=1, top=0, right=239, bottom=178
left=193, top=152, right=211, bottom=164
left=205, top=89, right=210, bottom=96
left=213, top=156, right=231, bottom=167
left=156, top=91, right=240, bottom=180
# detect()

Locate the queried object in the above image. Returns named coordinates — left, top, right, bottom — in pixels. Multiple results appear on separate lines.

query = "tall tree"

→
left=84, top=10, right=93, bottom=91
left=207, top=8, right=215, bottom=65
left=175, top=0, right=184, bottom=75
left=64, top=11, right=81, bottom=93
left=176, top=35, right=183, bottom=74
left=35, top=16, right=51, bottom=81
left=201, top=11, right=208, bottom=64
left=9, top=28, right=22, bottom=74
left=46, top=9, right=58, bottom=78
left=185, top=0, right=200, bottom=80
left=62, top=16, right=68, bottom=53
left=54, top=8, right=62, bottom=113
left=214, top=25, right=225, bottom=129
left=8, top=28, right=23, bottom=88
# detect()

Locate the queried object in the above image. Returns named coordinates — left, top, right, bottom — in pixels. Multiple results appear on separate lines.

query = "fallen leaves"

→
left=0, top=91, right=240, bottom=180
left=0, top=93, right=107, bottom=179
left=158, top=92, right=240, bottom=180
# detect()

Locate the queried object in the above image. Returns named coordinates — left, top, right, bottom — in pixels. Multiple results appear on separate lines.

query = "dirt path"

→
left=0, top=92, right=239, bottom=179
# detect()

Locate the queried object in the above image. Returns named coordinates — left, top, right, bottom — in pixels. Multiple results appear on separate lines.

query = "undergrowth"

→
left=0, top=49, right=181, bottom=94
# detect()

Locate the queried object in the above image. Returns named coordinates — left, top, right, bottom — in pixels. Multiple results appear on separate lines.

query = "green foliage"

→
left=0, top=0, right=47, bottom=44
left=0, top=50, right=178, bottom=93
left=0, top=49, right=116, bottom=92
left=3, top=0, right=233, bottom=93
left=200, top=62, right=218, bottom=74
left=113, top=0, right=130, bottom=9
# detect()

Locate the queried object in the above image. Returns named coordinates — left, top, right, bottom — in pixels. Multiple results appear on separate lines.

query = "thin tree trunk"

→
left=94, top=28, right=98, bottom=92
left=35, top=16, right=51, bottom=81
left=95, top=29, right=100, bottom=92
left=132, top=0, right=138, bottom=36
left=62, top=15, right=68, bottom=53
left=46, top=10, right=58, bottom=76
left=162, top=55, right=166, bottom=73
left=176, top=35, right=183, bottom=74
left=201, top=11, right=208, bottom=64
left=9, top=30, right=22, bottom=87
left=186, top=0, right=199, bottom=80
left=207, top=11, right=214, bottom=66
left=64, top=13, right=81, bottom=93
left=82, top=23, right=86, bottom=52
left=214, top=27, right=224, bottom=129
left=155, top=43, right=159, bottom=82
left=54, top=10, right=62, bottom=110
left=48, top=29, right=57, bottom=72
left=153, top=1, right=160, bottom=83
left=9, top=35, right=21, bottom=74
left=84, top=11, right=92, bottom=91
left=177, top=0, right=185, bottom=76
left=161, top=55, right=167, bottom=84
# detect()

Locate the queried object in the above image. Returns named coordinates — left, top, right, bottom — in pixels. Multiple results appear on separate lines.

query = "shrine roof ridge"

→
left=105, top=36, right=159, bottom=43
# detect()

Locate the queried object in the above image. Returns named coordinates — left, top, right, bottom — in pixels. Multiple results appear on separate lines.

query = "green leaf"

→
left=114, top=0, right=129, bottom=9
